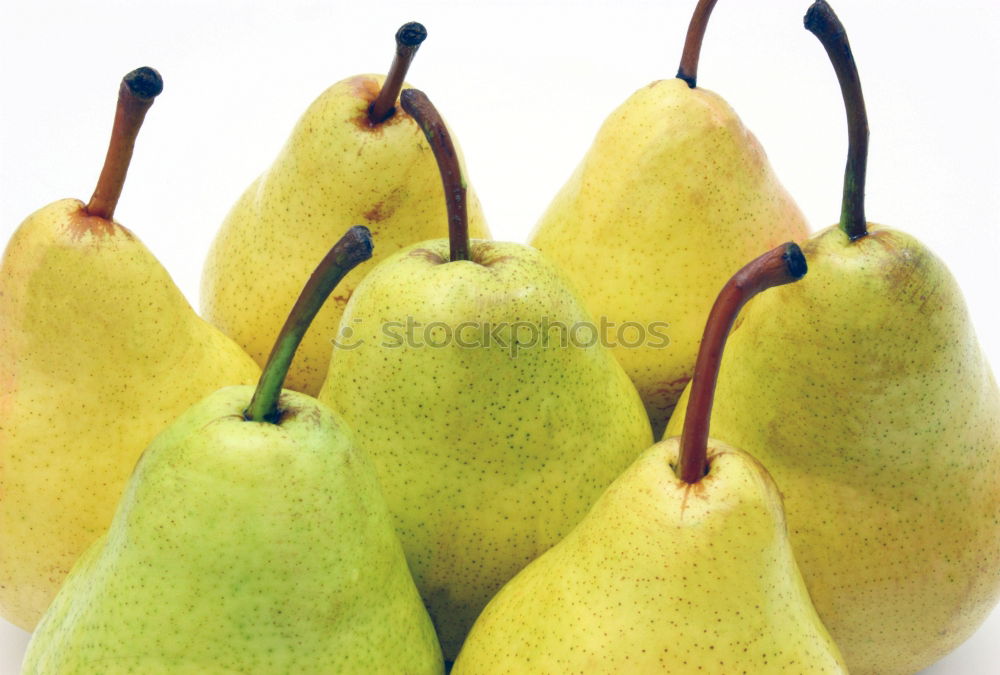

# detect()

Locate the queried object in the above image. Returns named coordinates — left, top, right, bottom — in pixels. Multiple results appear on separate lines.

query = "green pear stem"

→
left=245, top=226, right=374, bottom=424
left=370, top=22, right=428, bottom=124
left=85, top=67, right=163, bottom=221
left=676, top=242, right=807, bottom=484
left=676, top=0, right=720, bottom=88
left=400, top=88, right=470, bottom=263
left=805, top=1, right=869, bottom=241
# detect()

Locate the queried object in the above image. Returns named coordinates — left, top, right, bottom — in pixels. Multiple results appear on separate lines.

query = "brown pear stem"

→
left=676, top=0, right=720, bottom=88
left=245, top=226, right=374, bottom=424
left=805, top=1, right=869, bottom=241
left=400, top=88, right=469, bottom=262
left=85, top=67, right=163, bottom=220
left=676, top=243, right=808, bottom=484
left=370, top=22, right=428, bottom=124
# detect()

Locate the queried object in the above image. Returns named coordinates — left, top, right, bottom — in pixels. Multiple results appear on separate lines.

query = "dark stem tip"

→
left=397, top=21, right=428, bottom=47
left=123, top=67, right=163, bottom=100
left=783, top=242, right=808, bottom=279
left=804, top=1, right=840, bottom=36
left=342, top=225, right=375, bottom=265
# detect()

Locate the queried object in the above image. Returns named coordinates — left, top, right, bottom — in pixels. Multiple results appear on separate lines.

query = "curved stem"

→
left=245, top=226, right=374, bottom=423
left=370, top=22, right=428, bottom=124
left=676, top=0, right=720, bottom=88
left=85, top=67, right=163, bottom=220
left=676, top=243, right=808, bottom=484
left=400, top=88, right=469, bottom=262
left=805, top=0, right=869, bottom=241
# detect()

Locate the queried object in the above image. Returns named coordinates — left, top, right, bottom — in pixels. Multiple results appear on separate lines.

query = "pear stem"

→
left=84, top=67, right=163, bottom=221
left=805, top=1, right=869, bottom=241
left=400, top=88, right=470, bottom=263
left=369, top=22, right=428, bottom=124
left=676, top=0, right=720, bottom=88
left=676, top=243, right=808, bottom=484
left=244, top=226, right=374, bottom=424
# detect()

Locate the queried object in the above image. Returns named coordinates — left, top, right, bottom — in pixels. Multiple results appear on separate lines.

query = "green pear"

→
left=666, top=4, right=1000, bottom=673
left=318, top=89, right=653, bottom=660
left=454, top=242, right=847, bottom=674
left=0, top=68, right=261, bottom=631
left=22, top=227, right=445, bottom=674
left=529, top=0, right=808, bottom=436
left=202, top=22, right=490, bottom=395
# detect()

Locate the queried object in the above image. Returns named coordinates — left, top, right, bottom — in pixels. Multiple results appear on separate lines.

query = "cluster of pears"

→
left=2, top=1, right=998, bottom=674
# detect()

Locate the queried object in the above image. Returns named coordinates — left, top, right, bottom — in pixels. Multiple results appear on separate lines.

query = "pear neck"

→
left=805, top=1, right=869, bottom=241
left=400, top=88, right=470, bottom=263
left=676, top=243, right=807, bottom=484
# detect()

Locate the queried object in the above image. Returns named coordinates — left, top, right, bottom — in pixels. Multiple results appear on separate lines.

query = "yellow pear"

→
left=454, top=243, right=847, bottom=674
left=666, top=4, right=1000, bottom=672
left=0, top=68, right=260, bottom=630
left=202, top=22, right=490, bottom=395
left=529, top=0, right=808, bottom=435
left=319, top=90, right=653, bottom=660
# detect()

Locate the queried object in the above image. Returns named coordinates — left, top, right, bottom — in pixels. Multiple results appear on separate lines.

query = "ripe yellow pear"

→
left=666, top=4, right=1000, bottom=672
left=0, top=68, right=260, bottom=630
left=454, top=243, right=847, bottom=674
left=202, top=23, right=490, bottom=395
left=529, top=0, right=808, bottom=435
left=319, top=90, right=652, bottom=660
left=23, top=228, right=444, bottom=674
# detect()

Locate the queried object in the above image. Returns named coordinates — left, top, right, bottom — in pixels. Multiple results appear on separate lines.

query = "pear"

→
left=22, top=226, right=445, bottom=674
left=454, top=242, right=847, bottom=674
left=529, top=0, right=808, bottom=436
left=202, top=22, right=490, bottom=395
left=318, top=89, right=653, bottom=660
left=665, top=4, right=1000, bottom=673
left=0, top=68, right=261, bottom=631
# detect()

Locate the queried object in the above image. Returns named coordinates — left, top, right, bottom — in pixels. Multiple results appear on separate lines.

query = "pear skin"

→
left=666, top=225, right=1000, bottom=673
left=318, top=238, right=653, bottom=659
left=453, top=439, right=848, bottom=674
left=21, top=387, right=443, bottom=674
left=530, top=77, right=808, bottom=436
left=202, top=73, right=490, bottom=395
left=0, top=206, right=260, bottom=629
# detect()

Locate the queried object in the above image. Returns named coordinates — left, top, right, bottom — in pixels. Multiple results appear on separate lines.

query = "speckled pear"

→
left=318, top=90, right=652, bottom=660
left=666, top=4, right=1000, bottom=672
left=454, top=242, right=845, bottom=674
left=529, top=0, right=808, bottom=435
left=0, top=69, right=260, bottom=631
left=22, top=227, right=444, bottom=674
left=202, top=23, right=489, bottom=395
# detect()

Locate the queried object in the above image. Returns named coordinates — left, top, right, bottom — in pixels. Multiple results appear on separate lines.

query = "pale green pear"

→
left=202, top=23, right=489, bottom=395
left=0, top=68, right=260, bottom=630
left=529, top=0, right=808, bottom=435
left=666, top=4, right=1000, bottom=672
left=21, top=387, right=443, bottom=675
left=454, top=241, right=846, bottom=674
left=318, top=90, right=653, bottom=660
left=22, top=227, right=444, bottom=674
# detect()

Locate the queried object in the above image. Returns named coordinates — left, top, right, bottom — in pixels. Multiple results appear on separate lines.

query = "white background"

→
left=1, top=0, right=998, bottom=672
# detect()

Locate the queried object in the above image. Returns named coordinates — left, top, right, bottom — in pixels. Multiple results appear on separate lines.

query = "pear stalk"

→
left=245, top=226, right=373, bottom=423
left=370, top=22, right=428, bottom=124
left=676, top=0, right=720, bottom=88
left=400, top=88, right=470, bottom=262
left=85, top=67, right=163, bottom=221
left=805, top=1, right=869, bottom=241
left=676, top=243, right=807, bottom=484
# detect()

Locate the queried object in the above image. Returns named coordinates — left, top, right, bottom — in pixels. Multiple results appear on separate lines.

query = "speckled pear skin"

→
left=202, top=74, right=490, bottom=396
left=0, top=200, right=261, bottom=630
left=529, top=78, right=808, bottom=436
left=318, top=239, right=653, bottom=659
left=665, top=225, right=1000, bottom=674
left=452, top=438, right=848, bottom=674
left=22, top=386, right=444, bottom=675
